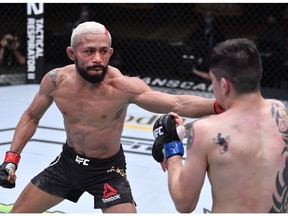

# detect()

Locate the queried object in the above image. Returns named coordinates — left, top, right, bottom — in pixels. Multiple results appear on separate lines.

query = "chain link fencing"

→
left=0, top=3, right=287, bottom=101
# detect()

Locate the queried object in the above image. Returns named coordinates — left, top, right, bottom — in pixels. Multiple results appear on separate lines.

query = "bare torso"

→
left=47, top=65, right=135, bottom=158
left=15, top=61, right=216, bottom=160
left=198, top=99, right=288, bottom=212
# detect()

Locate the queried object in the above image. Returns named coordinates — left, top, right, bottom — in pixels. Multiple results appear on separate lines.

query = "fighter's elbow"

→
left=173, top=197, right=197, bottom=213
left=174, top=199, right=196, bottom=213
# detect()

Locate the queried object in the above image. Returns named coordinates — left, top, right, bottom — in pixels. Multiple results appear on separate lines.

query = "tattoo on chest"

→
left=213, top=133, right=231, bottom=154
left=48, top=70, right=58, bottom=88
left=270, top=102, right=288, bottom=213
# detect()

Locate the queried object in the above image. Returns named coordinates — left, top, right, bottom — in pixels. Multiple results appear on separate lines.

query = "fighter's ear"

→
left=109, top=47, right=114, bottom=57
left=66, top=46, right=75, bottom=61
left=220, top=77, right=230, bottom=96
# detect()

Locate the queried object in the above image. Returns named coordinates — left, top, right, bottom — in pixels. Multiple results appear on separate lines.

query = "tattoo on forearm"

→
left=48, top=70, right=57, bottom=88
left=270, top=102, right=288, bottom=213
left=213, top=133, right=230, bottom=154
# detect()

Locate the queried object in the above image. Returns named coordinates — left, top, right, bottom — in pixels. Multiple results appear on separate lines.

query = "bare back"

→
left=187, top=98, right=288, bottom=212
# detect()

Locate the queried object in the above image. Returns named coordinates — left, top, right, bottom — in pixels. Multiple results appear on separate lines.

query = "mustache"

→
left=87, top=65, right=106, bottom=70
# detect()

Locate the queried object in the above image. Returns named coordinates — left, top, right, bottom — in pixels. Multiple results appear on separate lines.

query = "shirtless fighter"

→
left=0, top=21, right=223, bottom=213
left=152, top=38, right=288, bottom=213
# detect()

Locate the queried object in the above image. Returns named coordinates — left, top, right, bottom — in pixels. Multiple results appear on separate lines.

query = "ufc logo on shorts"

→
left=75, top=155, right=90, bottom=166
left=153, top=126, right=163, bottom=138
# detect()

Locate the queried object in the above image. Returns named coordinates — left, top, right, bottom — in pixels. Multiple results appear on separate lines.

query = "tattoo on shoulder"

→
left=48, top=70, right=58, bottom=88
left=213, top=133, right=231, bottom=154
left=271, top=102, right=288, bottom=145
left=184, top=122, right=194, bottom=150
left=270, top=102, right=288, bottom=212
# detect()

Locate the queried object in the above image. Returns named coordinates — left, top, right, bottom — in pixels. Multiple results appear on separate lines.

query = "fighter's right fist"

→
left=152, top=114, right=185, bottom=162
left=0, top=151, right=20, bottom=188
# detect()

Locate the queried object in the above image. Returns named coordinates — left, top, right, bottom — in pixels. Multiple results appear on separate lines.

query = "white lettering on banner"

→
left=179, top=81, right=193, bottom=89
left=26, top=3, right=44, bottom=81
left=27, top=18, right=44, bottom=63
left=27, top=18, right=36, bottom=73
left=138, top=76, right=213, bottom=92
left=150, top=78, right=168, bottom=86
left=27, top=3, right=44, bottom=15
left=166, top=79, right=181, bottom=88
left=35, top=19, right=44, bottom=58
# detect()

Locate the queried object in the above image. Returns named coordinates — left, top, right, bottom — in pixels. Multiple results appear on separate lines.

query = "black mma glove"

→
left=0, top=151, right=21, bottom=188
left=152, top=114, right=185, bottom=162
left=152, top=140, right=164, bottom=163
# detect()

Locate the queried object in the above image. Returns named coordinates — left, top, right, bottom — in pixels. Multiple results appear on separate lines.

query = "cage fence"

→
left=0, top=3, right=287, bottom=101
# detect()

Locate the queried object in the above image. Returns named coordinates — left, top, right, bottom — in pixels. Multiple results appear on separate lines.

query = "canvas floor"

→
left=0, top=84, right=214, bottom=213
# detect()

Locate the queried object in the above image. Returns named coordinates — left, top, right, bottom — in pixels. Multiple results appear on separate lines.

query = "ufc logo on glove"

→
left=153, top=126, right=164, bottom=138
left=152, top=114, right=185, bottom=163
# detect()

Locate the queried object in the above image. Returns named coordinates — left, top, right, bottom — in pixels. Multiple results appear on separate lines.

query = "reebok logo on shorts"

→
left=102, top=183, right=121, bottom=203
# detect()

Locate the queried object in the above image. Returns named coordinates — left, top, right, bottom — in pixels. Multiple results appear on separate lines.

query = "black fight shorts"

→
left=31, top=143, right=135, bottom=209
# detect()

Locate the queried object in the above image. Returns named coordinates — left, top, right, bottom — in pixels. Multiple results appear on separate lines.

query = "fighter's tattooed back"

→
left=270, top=101, right=288, bottom=213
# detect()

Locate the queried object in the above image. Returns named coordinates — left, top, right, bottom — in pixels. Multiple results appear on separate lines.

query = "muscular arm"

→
left=128, top=77, right=215, bottom=118
left=136, top=91, right=215, bottom=118
left=10, top=72, right=55, bottom=154
left=166, top=122, right=207, bottom=213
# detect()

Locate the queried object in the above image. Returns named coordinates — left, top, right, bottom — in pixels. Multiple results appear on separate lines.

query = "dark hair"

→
left=208, top=38, right=262, bottom=94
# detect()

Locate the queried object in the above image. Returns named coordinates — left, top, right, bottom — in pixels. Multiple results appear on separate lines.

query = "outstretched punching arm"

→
left=125, top=77, right=224, bottom=118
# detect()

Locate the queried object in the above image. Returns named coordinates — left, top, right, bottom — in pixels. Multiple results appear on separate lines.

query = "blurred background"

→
left=0, top=3, right=287, bottom=101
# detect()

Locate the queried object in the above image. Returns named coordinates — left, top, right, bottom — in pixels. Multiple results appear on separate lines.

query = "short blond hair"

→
left=70, top=21, right=112, bottom=47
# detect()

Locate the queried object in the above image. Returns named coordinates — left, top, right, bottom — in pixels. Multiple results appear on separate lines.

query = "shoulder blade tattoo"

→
left=213, top=133, right=231, bottom=154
